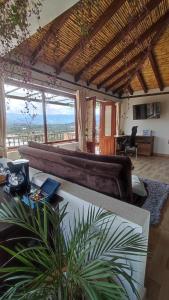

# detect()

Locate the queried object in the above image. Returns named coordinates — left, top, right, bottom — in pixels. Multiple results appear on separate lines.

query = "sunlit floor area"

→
left=132, top=156, right=169, bottom=184
left=131, top=155, right=169, bottom=300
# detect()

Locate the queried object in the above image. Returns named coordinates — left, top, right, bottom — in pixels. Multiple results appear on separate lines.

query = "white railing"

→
left=6, top=131, right=76, bottom=148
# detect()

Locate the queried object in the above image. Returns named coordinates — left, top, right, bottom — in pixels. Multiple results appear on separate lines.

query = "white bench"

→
left=30, top=166, right=150, bottom=300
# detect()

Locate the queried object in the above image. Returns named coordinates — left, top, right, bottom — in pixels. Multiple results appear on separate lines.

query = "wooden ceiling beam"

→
left=120, top=17, right=169, bottom=94
left=128, top=85, right=134, bottom=95
left=30, top=21, right=56, bottom=65
left=148, top=50, right=164, bottom=91
left=75, top=0, right=163, bottom=82
left=88, top=10, right=169, bottom=85
left=113, top=83, right=127, bottom=94
left=105, top=66, right=136, bottom=91
left=97, top=51, right=145, bottom=89
left=137, top=71, right=148, bottom=93
left=118, top=90, right=124, bottom=98
left=57, top=0, right=126, bottom=72
left=30, top=5, right=76, bottom=65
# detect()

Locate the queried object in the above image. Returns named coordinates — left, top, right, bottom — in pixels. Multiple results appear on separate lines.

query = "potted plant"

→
left=0, top=200, right=146, bottom=299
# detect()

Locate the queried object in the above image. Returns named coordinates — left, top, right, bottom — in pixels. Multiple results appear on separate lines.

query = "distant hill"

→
left=7, top=113, right=100, bottom=125
left=7, top=113, right=75, bottom=125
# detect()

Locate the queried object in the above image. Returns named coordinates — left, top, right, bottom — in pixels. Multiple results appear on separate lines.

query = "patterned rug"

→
left=142, top=178, right=169, bottom=225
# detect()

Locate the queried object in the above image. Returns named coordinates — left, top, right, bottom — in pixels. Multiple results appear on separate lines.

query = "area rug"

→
left=141, top=178, right=169, bottom=225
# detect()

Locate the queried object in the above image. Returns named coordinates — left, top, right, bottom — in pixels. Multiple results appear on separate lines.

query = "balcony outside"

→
left=5, top=83, right=77, bottom=160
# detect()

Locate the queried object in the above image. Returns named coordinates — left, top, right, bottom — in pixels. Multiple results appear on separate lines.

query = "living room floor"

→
left=132, top=156, right=169, bottom=184
left=132, top=155, right=169, bottom=300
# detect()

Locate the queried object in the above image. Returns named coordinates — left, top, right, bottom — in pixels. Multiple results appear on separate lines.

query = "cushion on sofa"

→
left=28, top=141, right=62, bottom=152
left=19, top=145, right=124, bottom=200
left=21, top=142, right=133, bottom=203
left=132, top=175, right=147, bottom=197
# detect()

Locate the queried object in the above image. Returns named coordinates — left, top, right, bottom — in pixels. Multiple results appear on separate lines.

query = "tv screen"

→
left=133, top=102, right=160, bottom=120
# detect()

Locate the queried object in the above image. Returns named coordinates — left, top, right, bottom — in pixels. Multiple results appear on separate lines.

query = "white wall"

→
left=120, top=94, right=169, bottom=155
left=4, top=60, right=117, bottom=102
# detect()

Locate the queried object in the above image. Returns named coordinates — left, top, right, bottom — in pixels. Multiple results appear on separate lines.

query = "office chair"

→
left=124, top=126, right=138, bottom=159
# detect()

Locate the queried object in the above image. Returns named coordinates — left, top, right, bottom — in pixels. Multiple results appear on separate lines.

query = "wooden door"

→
left=99, top=102, right=116, bottom=155
left=86, top=97, right=96, bottom=153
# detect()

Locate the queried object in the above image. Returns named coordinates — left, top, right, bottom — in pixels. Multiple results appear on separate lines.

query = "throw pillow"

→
left=132, top=175, right=147, bottom=197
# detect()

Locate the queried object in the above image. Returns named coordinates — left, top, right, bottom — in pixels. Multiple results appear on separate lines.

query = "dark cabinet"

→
left=115, top=135, right=154, bottom=156
left=136, top=136, right=154, bottom=156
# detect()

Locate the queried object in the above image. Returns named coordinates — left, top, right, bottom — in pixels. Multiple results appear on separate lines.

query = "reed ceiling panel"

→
left=104, top=62, right=138, bottom=89
left=10, top=0, right=169, bottom=94
left=131, top=75, right=143, bottom=91
left=142, top=59, right=158, bottom=90
left=153, top=26, right=169, bottom=87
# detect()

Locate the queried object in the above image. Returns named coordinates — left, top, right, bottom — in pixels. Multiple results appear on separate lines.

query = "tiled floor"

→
left=132, top=155, right=169, bottom=300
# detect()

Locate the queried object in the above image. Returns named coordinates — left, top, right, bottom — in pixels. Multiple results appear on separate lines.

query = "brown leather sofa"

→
left=19, top=142, right=133, bottom=203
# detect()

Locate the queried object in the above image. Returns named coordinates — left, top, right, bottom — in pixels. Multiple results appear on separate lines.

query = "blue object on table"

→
left=21, top=178, right=61, bottom=208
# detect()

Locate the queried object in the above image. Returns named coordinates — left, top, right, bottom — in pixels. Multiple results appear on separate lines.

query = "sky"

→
left=6, top=99, right=75, bottom=115
left=5, top=84, right=100, bottom=116
left=6, top=98, right=100, bottom=116
left=5, top=84, right=75, bottom=115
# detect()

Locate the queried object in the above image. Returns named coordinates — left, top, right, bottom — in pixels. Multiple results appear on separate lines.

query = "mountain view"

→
left=7, top=113, right=99, bottom=125
left=6, top=113, right=100, bottom=144
left=7, top=113, right=75, bottom=125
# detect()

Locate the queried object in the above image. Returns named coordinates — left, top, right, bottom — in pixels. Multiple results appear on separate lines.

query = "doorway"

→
left=85, top=98, right=116, bottom=155
left=95, top=101, right=101, bottom=154
left=99, top=101, right=116, bottom=155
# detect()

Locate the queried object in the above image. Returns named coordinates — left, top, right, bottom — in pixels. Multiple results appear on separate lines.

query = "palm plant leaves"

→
left=0, top=199, right=147, bottom=300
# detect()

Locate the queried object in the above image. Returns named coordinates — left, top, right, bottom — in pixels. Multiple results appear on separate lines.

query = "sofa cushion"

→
left=28, top=141, right=131, bottom=166
left=53, top=147, right=133, bottom=202
left=132, top=175, right=147, bottom=197
left=19, top=146, right=124, bottom=200
left=28, top=141, right=60, bottom=152
left=20, top=143, right=133, bottom=203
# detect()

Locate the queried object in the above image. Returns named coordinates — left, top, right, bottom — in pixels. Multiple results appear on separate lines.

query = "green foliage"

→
left=0, top=0, right=43, bottom=53
left=0, top=199, right=147, bottom=299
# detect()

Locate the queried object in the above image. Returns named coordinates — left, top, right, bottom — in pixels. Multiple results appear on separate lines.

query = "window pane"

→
left=45, top=98, right=76, bottom=142
left=4, top=84, right=76, bottom=152
left=5, top=96, right=44, bottom=148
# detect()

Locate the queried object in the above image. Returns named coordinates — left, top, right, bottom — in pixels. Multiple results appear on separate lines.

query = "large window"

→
left=45, top=93, right=76, bottom=143
left=5, top=82, right=77, bottom=149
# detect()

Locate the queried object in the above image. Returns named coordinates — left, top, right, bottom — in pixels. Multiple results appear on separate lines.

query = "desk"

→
left=114, top=135, right=154, bottom=156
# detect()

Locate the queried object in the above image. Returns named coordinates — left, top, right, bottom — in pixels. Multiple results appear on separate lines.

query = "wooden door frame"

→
left=86, top=97, right=96, bottom=153
left=99, top=101, right=116, bottom=155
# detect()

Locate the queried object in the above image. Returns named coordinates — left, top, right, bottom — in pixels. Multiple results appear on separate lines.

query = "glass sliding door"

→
left=45, top=93, right=76, bottom=143
left=5, top=85, right=44, bottom=149
left=4, top=82, right=77, bottom=160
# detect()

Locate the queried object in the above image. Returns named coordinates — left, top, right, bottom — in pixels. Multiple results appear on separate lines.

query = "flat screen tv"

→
left=133, top=102, right=160, bottom=120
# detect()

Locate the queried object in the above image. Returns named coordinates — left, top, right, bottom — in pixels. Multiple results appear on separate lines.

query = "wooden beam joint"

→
left=75, top=0, right=164, bottom=82
left=149, top=50, right=164, bottom=91
left=88, top=10, right=169, bottom=85
left=127, top=85, right=134, bottom=95
left=59, top=0, right=126, bottom=72
left=137, top=71, right=148, bottom=93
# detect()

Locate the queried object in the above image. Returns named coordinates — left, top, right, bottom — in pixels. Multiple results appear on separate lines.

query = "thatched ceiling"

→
left=0, top=0, right=7, bottom=4
left=11, top=0, right=169, bottom=97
